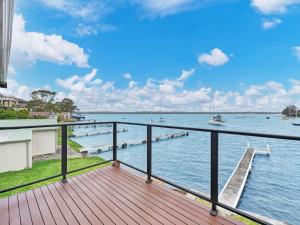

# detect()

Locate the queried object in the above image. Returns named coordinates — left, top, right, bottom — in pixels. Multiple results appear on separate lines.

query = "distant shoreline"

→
left=78, top=111, right=281, bottom=115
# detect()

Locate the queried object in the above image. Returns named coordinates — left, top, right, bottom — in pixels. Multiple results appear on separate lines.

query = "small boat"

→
left=266, top=116, right=270, bottom=119
left=292, top=122, right=300, bottom=126
left=158, top=117, right=165, bottom=123
left=208, top=115, right=225, bottom=126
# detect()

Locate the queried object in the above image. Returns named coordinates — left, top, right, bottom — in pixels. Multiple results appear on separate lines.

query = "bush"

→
left=0, top=109, right=29, bottom=119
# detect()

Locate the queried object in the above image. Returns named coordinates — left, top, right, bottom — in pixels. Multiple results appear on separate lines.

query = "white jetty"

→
left=72, top=129, right=128, bottom=138
left=219, top=143, right=271, bottom=208
left=83, top=131, right=189, bottom=153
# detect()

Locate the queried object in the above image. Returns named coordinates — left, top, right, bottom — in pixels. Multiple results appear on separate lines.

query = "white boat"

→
left=158, top=117, right=165, bottom=123
left=208, top=115, right=225, bottom=126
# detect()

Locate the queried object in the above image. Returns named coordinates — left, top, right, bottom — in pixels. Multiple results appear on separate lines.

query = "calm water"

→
left=71, top=114, right=300, bottom=224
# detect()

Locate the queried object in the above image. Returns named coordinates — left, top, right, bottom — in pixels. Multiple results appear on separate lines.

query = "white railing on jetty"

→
left=82, top=131, right=189, bottom=153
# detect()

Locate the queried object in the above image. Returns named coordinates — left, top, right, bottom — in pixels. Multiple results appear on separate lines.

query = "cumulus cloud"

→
left=53, top=69, right=300, bottom=112
left=262, top=18, right=282, bottom=29
left=251, top=0, right=300, bottom=14
left=11, top=14, right=89, bottom=68
left=122, top=73, right=132, bottom=80
left=177, top=68, right=195, bottom=81
left=0, top=79, right=31, bottom=100
left=198, top=48, right=229, bottom=67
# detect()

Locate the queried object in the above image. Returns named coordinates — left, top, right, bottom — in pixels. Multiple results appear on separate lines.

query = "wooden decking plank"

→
left=33, top=188, right=56, bottom=225
left=25, top=190, right=44, bottom=225
left=81, top=172, right=154, bottom=225
left=18, top=193, right=33, bottom=225
left=51, top=183, right=91, bottom=225
left=75, top=175, right=139, bottom=225
left=47, top=184, right=80, bottom=225
left=90, top=169, right=188, bottom=225
left=64, top=178, right=115, bottom=225
left=40, top=186, right=68, bottom=225
left=70, top=176, right=127, bottom=225
left=86, top=171, right=164, bottom=225
left=111, top=166, right=241, bottom=225
left=114, top=167, right=237, bottom=225
left=55, top=181, right=103, bottom=225
left=0, top=197, right=9, bottom=225
left=99, top=168, right=212, bottom=225
left=9, top=195, right=21, bottom=225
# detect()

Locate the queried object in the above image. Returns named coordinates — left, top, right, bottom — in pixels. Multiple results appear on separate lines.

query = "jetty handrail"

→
left=1, top=121, right=300, bottom=225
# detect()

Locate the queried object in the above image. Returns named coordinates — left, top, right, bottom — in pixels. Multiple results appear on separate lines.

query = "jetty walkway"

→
left=218, top=148, right=256, bottom=208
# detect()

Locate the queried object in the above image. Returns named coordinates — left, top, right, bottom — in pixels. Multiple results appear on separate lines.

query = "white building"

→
left=0, top=119, right=58, bottom=173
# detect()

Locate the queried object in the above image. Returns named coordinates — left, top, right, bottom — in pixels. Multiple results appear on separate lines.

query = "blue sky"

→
left=2, top=0, right=300, bottom=111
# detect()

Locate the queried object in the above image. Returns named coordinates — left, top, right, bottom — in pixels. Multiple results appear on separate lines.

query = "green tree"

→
left=58, top=98, right=78, bottom=113
left=27, top=90, right=56, bottom=112
left=282, top=105, right=298, bottom=117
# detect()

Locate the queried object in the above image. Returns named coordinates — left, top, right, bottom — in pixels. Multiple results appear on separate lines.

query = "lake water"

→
left=71, top=113, right=300, bottom=225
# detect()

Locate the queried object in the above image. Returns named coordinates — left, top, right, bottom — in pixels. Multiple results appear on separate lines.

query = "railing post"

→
left=210, top=131, right=219, bottom=215
left=112, top=122, right=120, bottom=167
left=61, top=125, right=68, bottom=183
left=146, top=125, right=153, bottom=183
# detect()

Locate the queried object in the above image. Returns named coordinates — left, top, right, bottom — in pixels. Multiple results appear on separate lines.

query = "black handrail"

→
left=1, top=121, right=299, bottom=225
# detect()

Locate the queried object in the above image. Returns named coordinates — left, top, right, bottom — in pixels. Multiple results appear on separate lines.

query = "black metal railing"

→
left=1, top=121, right=300, bottom=225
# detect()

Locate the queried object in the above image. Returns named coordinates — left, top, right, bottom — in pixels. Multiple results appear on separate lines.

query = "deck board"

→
left=2, top=165, right=244, bottom=225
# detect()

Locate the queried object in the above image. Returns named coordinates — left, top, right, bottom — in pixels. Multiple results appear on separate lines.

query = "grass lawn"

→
left=57, top=127, right=83, bottom=152
left=0, top=156, right=110, bottom=198
left=195, top=196, right=259, bottom=225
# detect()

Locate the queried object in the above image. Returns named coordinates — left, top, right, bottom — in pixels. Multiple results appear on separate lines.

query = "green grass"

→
left=57, top=127, right=83, bottom=152
left=194, top=196, right=259, bottom=225
left=68, top=139, right=83, bottom=152
left=232, top=215, right=259, bottom=225
left=0, top=156, right=110, bottom=198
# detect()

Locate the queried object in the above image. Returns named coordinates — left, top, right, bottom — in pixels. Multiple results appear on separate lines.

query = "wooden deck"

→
left=0, top=166, right=243, bottom=225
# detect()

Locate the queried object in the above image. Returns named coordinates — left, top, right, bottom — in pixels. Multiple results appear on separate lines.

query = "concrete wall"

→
left=0, top=141, right=32, bottom=173
left=32, top=129, right=57, bottom=156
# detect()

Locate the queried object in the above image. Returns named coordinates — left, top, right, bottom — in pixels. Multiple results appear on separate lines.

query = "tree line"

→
left=282, top=105, right=300, bottom=117
left=27, top=89, right=77, bottom=113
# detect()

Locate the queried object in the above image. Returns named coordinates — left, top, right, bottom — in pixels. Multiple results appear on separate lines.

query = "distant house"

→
left=29, top=111, right=52, bottom=118
left=0, top=119, right=58, bottom=173
left=0, top=94, right=27, bottom=109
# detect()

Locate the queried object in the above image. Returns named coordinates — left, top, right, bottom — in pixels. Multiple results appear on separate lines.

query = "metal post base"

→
left=62, top=175, right=67, bottom=183
left=112, top=160, right=120, bottom=167
left=210, top=204, right=218, bottom=216
left=210, top=209, right=218, bottom=216
left=146, top=176, right=153, bottom=183
left=146, top=179, right=153, bottom=183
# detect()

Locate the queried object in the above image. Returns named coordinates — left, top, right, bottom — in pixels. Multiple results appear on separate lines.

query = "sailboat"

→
left=208, top=114, right=225, bottom=126
left=208, top=95, right=225, bottom=126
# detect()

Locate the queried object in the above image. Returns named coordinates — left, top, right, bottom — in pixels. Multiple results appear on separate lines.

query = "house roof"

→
left=0, top=119, right=58, bottom=143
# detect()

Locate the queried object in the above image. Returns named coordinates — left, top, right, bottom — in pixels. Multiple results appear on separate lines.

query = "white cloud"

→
left=129, top=80, right=137, bottom=88
left=262, top=18, right=282, bottom=29
left=56, top=68, right=102, bottom=92
left=0, top=79, right=31, bottom=100
left=40, top=0, right=112, bottom=21
left=292, top=46, right=300, bottom=60
left=251, top=0, right=300, bottom=14
left=122, top=73, right=132, bottom=80
left=177, top=68, right=195, bottom=81
left=133, top=0, right=194, bottom=16
left=75, top=23, right=116, bottom=36
left=11, top=14, right=89, bottom=68
left=198, top=48, right=229, bottom=67
left=54, top=69, right=300, bottom=112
